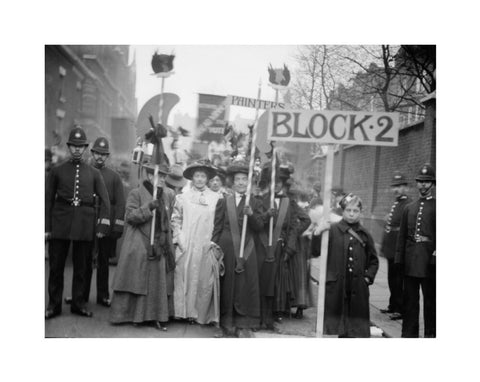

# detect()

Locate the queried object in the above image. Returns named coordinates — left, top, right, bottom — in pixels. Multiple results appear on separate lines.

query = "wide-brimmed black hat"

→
left=91, top=137, right=110, bottom=154
left=67, top=126, right=88, bottom=146
left=391, top=171, right=408, bottom=186
left=183, top=161, right=216, bottom=180
left=166, top=164, right=187, bottom=188
left=226, top=161, right=249, bottom=176
left=415, top=163, right=436, bottom=182
left=259, top=164, right=291, bottom=183
left=142, top=162, right=170, bottom=175
left=213, top=166, right=227, bottom=181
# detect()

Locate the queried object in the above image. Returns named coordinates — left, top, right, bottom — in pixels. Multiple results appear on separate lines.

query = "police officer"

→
left=84, top=137, right=125, bottom=307
left=380, top=171, right=411, bottom=320
left=395, top=164, right=436, bottom=337
left=45, top=126, right=111, bottom=319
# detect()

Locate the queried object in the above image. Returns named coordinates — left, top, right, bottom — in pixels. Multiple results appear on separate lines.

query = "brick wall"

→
left=313, top=106, right=435, bottom=244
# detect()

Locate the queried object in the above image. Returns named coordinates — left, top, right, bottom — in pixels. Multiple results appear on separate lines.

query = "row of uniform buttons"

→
left=387, top=200, right=398, bottom=226
left=74, top=163, right=80, bottom=203
left=347, top=236, right=354, bottom=273
left=416, top=200, right=424, bottom=235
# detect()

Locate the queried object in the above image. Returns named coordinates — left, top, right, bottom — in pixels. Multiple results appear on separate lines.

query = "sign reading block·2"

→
left=267, top=109, right=400, bottom=146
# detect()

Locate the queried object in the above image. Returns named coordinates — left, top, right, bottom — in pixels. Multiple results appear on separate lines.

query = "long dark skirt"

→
left=219, top=231, right=261, bottom=331
left=273, top=248, right=295, bottom=315
left=109, top=257, right=169, bottom=324
left=291, top=236, right=312, bottom=309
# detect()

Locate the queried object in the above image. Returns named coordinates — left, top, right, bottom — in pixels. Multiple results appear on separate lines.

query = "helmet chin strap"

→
left=420, top=183, right=434, bottom=196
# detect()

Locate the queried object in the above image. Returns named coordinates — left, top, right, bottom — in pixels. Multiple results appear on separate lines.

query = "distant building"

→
left=45, top=45, right=137, bottom=163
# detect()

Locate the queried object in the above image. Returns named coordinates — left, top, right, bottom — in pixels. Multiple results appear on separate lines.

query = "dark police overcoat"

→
left=95, top=165, right=126, bottom=237
left=380, top=195, right=411, bottom=259
left=395, top=196, right=436, bottom=278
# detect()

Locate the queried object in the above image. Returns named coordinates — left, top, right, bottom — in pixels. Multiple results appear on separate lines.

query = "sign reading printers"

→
left=266, top=109, right=400, bottom=146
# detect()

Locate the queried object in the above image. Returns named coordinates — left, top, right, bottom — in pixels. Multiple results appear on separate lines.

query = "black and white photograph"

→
left=3, top=1, right=480, bottom=381
left=44, top=44, right=436, bottom=339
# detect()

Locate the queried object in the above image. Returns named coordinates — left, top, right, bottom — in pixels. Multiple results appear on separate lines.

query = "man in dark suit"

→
left=395, top=164, right=436, bottom=337
left=380, top=171, right=412, bottom=320
left=45, top=126, right=111, bottom=319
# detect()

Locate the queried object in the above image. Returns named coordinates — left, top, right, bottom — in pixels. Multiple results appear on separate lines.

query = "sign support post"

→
left=315, top=144, right=334, bottom=337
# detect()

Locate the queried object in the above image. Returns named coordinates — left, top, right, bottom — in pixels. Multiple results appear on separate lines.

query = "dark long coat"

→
left=211, top=193, right=264, bottom=329
left=112, top=183, right=175, bottom=295
left=95, top=165, right=126, bottom=237
left=324, top=219, right=379, bottom=337
left=254, top=194, right=298, bottom=299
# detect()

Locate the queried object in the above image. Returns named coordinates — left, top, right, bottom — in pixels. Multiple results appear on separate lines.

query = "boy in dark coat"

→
left=324, top=194, right=379, bottom=338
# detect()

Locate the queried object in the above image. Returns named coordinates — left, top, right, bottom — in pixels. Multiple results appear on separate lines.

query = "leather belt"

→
left=56, top=196, right=94, bottom=207
left=385, top=225, right=400, bottom=233
left=409, top=234, right=432, bottom=243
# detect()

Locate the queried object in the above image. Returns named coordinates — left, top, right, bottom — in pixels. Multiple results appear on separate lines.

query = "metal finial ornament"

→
left=151, top=51, right=175, bottom=77
left=268, top=63, right=291, bottom=88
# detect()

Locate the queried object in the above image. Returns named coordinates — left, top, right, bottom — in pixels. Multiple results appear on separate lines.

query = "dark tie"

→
left=238, top=194, right=246, bottom=209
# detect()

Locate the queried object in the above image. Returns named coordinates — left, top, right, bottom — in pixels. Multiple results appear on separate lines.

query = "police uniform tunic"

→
left=45, top=158, right=111, bottom=312
left=395, top=195, right=436, bottom=337
left=380, top=194, right=411, bottom=313
left=45, top=159, right=111, bottom=240
left=84, top=164, right=125, bottom=303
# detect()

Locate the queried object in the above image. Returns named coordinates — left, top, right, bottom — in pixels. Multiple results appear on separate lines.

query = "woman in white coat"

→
left=171, top=161, right=219, bottom=323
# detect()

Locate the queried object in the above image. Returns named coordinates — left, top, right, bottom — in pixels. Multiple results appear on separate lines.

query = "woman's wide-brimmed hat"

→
left=183, top=161, right=216, bottom=180
left=226, top=160, right=249, bottom=176
left=212, top=166, right=227, bottom=181
left=142, top=161, right=170, bottom=175
left=166, top=164, right=187, bottom=188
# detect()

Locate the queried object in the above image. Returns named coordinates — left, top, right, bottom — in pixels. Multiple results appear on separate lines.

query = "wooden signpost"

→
left=266, top=107, right=400, bottom=337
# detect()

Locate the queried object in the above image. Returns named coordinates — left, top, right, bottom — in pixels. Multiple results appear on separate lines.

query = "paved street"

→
left=45, top=251, right=423, bottom=338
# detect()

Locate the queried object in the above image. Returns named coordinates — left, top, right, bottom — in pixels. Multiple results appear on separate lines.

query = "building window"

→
left=59, top=66, right=66, bottom=103
left=56, top=109, right=65, bottom=119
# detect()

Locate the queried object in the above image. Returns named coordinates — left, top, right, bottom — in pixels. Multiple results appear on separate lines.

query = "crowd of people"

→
left=45, top=126, right=436, bottom=338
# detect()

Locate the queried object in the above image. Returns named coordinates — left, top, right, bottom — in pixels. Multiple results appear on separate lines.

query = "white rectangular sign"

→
left=266, top=109, right=400, bottom=146
left=227, top=95, right=285, bottom=110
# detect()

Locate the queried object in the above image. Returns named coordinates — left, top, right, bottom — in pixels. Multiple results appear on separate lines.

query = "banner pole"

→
left=316, top=144, right=334, bottom=337
left=268, top=89, right=279, bottom=246
left=239, top=79, right=262, bottom=259
left=150, top=76, right=165, bottom=246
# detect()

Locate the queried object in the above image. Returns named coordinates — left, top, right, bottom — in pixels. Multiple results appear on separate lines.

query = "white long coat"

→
left=171, top=186, right=219, bottom=319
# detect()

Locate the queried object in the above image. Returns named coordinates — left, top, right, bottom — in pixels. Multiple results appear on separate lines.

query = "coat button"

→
left=349, top=247, right=352, bottom=251
left=348, top=268, right=353, bottom=272
left=349, top=257, right=353, bottom=261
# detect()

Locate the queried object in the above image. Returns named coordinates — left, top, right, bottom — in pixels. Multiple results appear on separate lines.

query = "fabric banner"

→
left=196, top=93, right=229, bottom=142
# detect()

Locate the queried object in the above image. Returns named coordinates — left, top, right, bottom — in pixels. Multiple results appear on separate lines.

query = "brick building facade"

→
left=45, top=45, right=137, bottom=163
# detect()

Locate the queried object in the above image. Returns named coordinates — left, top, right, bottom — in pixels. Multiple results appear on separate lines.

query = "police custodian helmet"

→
left=67, top=126, right=88, bottom=146
left=391, top=171, right=408, bottom=186
left=415, top=163, right=436, bottom=183
left=91, top=137, right=110, bottom=155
